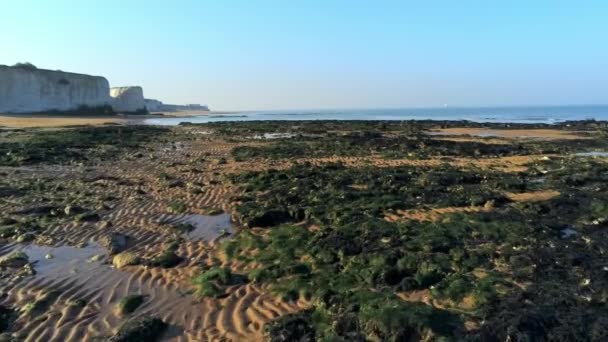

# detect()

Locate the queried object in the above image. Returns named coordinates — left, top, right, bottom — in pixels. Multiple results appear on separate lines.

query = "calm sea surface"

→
left=144, top=105, right=608, bottom=125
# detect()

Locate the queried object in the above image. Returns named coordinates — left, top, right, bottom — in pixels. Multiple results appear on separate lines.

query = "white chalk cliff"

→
left=144, top=98, right=163, bottom=112
left=110, top=86, right=146, bottom=113
left=0, top=65, right=111, bottom=113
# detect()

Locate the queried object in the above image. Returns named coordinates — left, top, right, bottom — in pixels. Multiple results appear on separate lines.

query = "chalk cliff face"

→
left=0, top=65, right=111, bottom=113
left=110, top=86, right=146, bottom=113
left=144, top=98, right=163, bottom=112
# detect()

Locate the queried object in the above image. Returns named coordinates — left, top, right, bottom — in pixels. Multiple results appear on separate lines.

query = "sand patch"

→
left=506, top=190, right=560, bottom=202
left=385, top=206, right=490, bottom=223
left=386, top=191, right=560, bottom=222
left=432, top=136, right=510, bottom=144
left=0, top=115, right=125, bottom=128
left=427, top=128, right=593, bottom=140
left=0, top=241, right=309, bottom=341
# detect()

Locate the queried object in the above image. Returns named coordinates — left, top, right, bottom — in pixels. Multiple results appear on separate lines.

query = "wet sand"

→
left=0, top=115, right=125, bottom=128
left=0, top=111, right=213, bottom=128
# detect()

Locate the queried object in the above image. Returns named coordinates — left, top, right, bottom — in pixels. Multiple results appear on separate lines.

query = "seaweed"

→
left=0, top=305, right=15, bottom=333
left=117, top=294, right=145, bottom=315
left=21, top=291, right=60, bottom=317
left=0, top=126, right=169, bottom=166
left=192, top=267, right=246, bottom=298
left=265, top=310, right=315, bottom=342
left=109, top=316, right=167, bottom=342
left=221, top=132, right=608, bottom=340
left=149, top=241, right=182, bottom=268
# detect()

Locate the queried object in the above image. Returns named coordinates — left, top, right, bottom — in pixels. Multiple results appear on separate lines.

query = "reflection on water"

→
left=176, top=213, right=233, bottom=241
left=250, top=133, right=296, bottom=139
left=13, top=243, right=107, bottom=277
left=560, top=228, right=577, bottom=238
left=574, top=151, right=608, bottom=157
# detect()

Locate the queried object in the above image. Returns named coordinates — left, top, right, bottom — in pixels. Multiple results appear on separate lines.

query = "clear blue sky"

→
left=1, top=0, right=607, bottom=110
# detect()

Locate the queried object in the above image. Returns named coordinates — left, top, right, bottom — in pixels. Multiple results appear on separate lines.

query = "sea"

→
left=144, top=105, right=608, bottom=125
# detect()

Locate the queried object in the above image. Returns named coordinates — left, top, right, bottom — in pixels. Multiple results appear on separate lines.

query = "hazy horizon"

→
left=2, top=1, right=607, bottom=111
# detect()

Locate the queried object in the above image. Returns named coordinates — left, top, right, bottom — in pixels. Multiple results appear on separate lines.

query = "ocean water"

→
left=144, top=105, right=608, bottom=125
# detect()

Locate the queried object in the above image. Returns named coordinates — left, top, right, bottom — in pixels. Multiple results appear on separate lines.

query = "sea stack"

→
left=0, top=64, right=111, bottom=113
left=110, top=86, right=146, bottom=113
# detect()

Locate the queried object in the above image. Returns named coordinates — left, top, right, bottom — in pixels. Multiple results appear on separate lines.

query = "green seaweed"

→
left=117, top=294, right=145, bottom=315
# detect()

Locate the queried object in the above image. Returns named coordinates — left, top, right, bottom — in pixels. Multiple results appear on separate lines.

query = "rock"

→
left=64, top=205, right=86, bottom=216
left=12, top=205, right=56, bottom=216
left=98, top=220, right=113, bottom=229
left=90, top=254, right=104, bottom=262
left=101, top=232, right=130, bottom=254
left=0, top=251, right=29, bottom=268
left=0, top=65, right=111, bottom=113
left=76, top=212, right=100, bottom=222
left=109, top=316, right=167, bottom=342
left=483, top=200, right=495, bottom=209
left=15, top=233, right=34, bottom=243
left=166, top=179, right=184, bottom=188
left=110, top=86, right=146, bottom=113
left=0, top=218, right=17, bottom=225
left=112, top=252, right=140, bottom=269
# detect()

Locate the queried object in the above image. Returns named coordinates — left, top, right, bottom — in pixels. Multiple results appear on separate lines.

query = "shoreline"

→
left=0, top=111, right=219, bottom=128
left=1, top=111, right=607, bottom=129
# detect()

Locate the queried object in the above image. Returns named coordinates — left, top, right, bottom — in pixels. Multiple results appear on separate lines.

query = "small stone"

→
left=45, top=254, right=53, bottom=260
left=483, top=200, right=495, bottom=209
left=90, top=254, right=104, bottom=262
left=98, top=221, right=112, bottom=229
left=16, top=233, right=35, bottom=243
left=100, top=232, right=130, bottom=254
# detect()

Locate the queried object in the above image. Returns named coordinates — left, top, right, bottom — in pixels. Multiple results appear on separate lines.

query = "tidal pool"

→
left=174, top=213, right=233, bottom=241
left=574, top=151, right=608, bottom=157
left=17, top=243, right=108, bottom=277
left=250, top=133, right=296, bottom=139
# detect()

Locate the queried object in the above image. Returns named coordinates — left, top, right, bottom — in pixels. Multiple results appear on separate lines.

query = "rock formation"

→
left=0, top=64, right=111, bottom=113
left=110, top=86, right=146, bottom=113
left=160, top=103, right=210, bottom=112
left=144, top=98, right=163, bottom=112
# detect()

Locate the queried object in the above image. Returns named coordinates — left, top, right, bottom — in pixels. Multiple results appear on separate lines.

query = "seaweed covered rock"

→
left=109, top=316, right=166, bottom=342
left=149, top=241, right=182, bottom=268
left=21, top=291, right=60, bottom=317
left=116, top=294, right=145, bottom=316
left=0, top=305, right=15, bottom=333
left=112, top=252, right=140, bottom=269
left=265, top=310, right=315, bottom=342
left=192, top=267, right=246, bottom=298
left=0, top=251, right=29, bottom=268
left=101, top=232, right=130, bottom=254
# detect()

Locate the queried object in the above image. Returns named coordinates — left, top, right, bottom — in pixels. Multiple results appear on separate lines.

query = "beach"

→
left=1, top=120, right=607, bottom=340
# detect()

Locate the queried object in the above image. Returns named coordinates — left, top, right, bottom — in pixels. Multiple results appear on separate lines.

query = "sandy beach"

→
left=0, top=111, right=215, bottom=128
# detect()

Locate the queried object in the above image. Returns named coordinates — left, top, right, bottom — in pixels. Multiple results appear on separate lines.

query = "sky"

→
left=1, top=0, right=608, bottom=111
